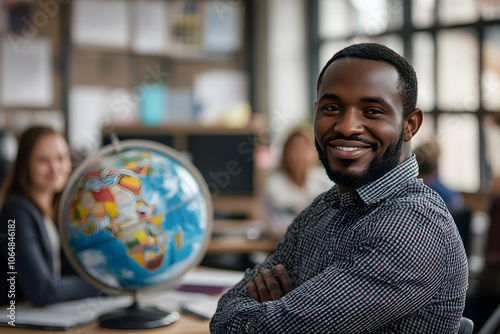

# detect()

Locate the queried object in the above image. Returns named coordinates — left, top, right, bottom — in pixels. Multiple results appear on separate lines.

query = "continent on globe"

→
left=70, top=161, right=177, bottom=271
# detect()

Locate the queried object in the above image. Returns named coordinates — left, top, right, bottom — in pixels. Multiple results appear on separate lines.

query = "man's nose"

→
left=334, top=109, right=364, bottom=137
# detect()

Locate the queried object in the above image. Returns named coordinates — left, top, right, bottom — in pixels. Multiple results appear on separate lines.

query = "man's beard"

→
left=316, top=128, right=405, bottom=190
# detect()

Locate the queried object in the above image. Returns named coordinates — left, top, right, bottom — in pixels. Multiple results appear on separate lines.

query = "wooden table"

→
left=207, top=219, right=278, bottom=254
left=207, top=237, right=277, bottom=254
left=1, top=315, right=210, bottom=334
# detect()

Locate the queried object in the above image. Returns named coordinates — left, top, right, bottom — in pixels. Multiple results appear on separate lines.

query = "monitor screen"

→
left=187, top=134, right=254, bottom=196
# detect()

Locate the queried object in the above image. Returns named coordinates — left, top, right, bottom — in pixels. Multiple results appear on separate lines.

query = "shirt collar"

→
left=323, top=155, right=419, bottom=207
left=355, top=155, right=419, bottom=205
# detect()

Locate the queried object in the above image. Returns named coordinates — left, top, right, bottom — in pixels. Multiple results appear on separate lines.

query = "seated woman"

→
left=0, top=126, right=100, bottom=306
left=262, top=125, right=333, bottom=239
left=414, top=137, right=464, bottom=211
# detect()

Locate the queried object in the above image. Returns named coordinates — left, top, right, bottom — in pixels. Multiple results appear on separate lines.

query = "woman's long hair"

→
left=1, top=126, right=60, bottom=216
left=279, top=125, right=316, bottom=180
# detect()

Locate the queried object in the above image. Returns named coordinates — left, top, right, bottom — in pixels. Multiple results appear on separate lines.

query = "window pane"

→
left=349, top=34, right=404, bottom=56
left=319, top=40, right=351, bottom=71
left=412, top=0, right=435, bottom=28
left=350, top=0, right=403, bottom=35
left=319, top=35, right=403, bottom=73
left=437, top=114, right=480, bottom=193
left=319, top=0, right=356, bottom=39
left=412, top=32, right=435, bottom=112
left=439, top=0, right=480, bottom=25
left=319, top=0, right=403, bottom=38
left=387, top=0, right=404, bottom=31
left=485, top=114, right=500, bottom=179
left=482, top=0, right=500, bottom=20
left=437, top=29, right=479, bottom=111
left=483, top=26, right=500, bottom=111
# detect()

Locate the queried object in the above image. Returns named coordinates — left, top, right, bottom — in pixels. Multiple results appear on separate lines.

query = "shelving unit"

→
left=69, top=0, right=262, bottom=220
left=1, top=0, right=264, bottom=220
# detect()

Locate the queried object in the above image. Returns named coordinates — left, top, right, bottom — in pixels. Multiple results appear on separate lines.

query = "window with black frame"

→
left=310, top=0, right=500, bottom=194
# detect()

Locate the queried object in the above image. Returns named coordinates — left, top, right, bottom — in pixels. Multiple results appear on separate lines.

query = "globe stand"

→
left=99, top=294, right=180, bottom=329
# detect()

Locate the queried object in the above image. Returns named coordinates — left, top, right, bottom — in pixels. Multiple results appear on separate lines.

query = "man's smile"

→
left=335, top=146, right=363, bottom=151
left=326, top=139, right=374, bottom=160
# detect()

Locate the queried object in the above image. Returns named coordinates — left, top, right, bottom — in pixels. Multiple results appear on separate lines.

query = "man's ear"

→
left=404, top=108, right=423, bottom=142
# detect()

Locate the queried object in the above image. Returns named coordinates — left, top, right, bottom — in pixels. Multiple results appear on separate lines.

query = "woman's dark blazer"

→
left=0, top=194, right=99, bottom=306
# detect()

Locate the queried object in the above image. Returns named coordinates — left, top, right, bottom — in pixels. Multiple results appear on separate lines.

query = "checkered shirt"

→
left=210, top=156, right=469, bottom=333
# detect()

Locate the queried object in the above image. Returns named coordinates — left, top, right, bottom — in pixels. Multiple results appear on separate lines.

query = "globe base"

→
left=99, top=301, right=180, bottom=329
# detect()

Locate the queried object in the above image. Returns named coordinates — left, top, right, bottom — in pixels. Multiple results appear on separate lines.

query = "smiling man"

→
left=210, top=43, right=468, bottom=333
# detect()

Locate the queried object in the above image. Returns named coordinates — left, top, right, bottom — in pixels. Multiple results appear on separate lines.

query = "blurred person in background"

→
left=473, top=113, right=500, bottom=329
left=485, top=113, right=500, bottom=278
left=262, top=125, right=333, bottom=239
left=462, top=113, right=500, bottom=331
left=0, top=126, right=100, bottom=306
left=486, top=113, right=500, bottom=276
left=414, top=137, right=464, bottom=211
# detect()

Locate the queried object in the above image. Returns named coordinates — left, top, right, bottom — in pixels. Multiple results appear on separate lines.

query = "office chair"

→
left=459, top=317, right=474, bottom=334
left=478, top=304, right=500, bottom=334
left=450, top=208, right=472, bottom=255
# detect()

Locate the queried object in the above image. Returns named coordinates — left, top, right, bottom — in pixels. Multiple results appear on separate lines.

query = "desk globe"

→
left=58, top=139, right=212, bottom=329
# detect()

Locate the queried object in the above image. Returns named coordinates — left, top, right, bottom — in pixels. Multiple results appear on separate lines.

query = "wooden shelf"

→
left=103, top=122, right=260, bottom=136
left=212, top=196, right=262, bottom=220
left=71, top=44, right=243, bottom=63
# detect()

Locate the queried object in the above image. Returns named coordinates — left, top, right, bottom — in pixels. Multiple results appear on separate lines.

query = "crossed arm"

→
left=246, top=264, right=294, bottom=303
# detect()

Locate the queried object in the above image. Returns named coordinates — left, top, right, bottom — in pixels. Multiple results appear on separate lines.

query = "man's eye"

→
left=323, top=105, right=340, bottom=112
left=365, top=109, right=384, bottom=115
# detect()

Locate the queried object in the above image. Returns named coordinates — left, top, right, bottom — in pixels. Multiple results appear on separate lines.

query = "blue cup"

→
left=139, top=84, right=168, bottom=126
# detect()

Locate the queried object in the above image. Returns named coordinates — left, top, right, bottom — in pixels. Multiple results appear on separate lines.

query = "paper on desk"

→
left=141, top=289, right=220, bottom=321
left=0, top=296, right=132, bottom=329
left=141, top=289, right=215, bottom=308
left=179, top=268, right=245, bottom=287
left=140, top=268, right=245, bottom=319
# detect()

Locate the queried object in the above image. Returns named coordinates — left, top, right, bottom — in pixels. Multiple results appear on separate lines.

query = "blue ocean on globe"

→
left=61, top=147, right=209, bottom=290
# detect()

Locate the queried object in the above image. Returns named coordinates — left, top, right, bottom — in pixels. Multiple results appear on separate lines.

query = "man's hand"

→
left=247, top=264, right=294, bottom=303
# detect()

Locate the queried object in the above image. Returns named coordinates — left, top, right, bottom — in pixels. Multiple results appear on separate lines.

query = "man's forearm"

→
left=210, top=290, right=261, bottom=333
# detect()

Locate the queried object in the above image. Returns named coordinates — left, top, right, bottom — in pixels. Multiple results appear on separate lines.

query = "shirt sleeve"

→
left=0, top=199, right=100, bottom=306
left=210, top=204, right=448, bottom=333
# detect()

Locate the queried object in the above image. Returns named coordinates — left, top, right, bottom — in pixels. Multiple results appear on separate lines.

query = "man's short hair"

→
left=317, top=43, right=418, bottom=118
